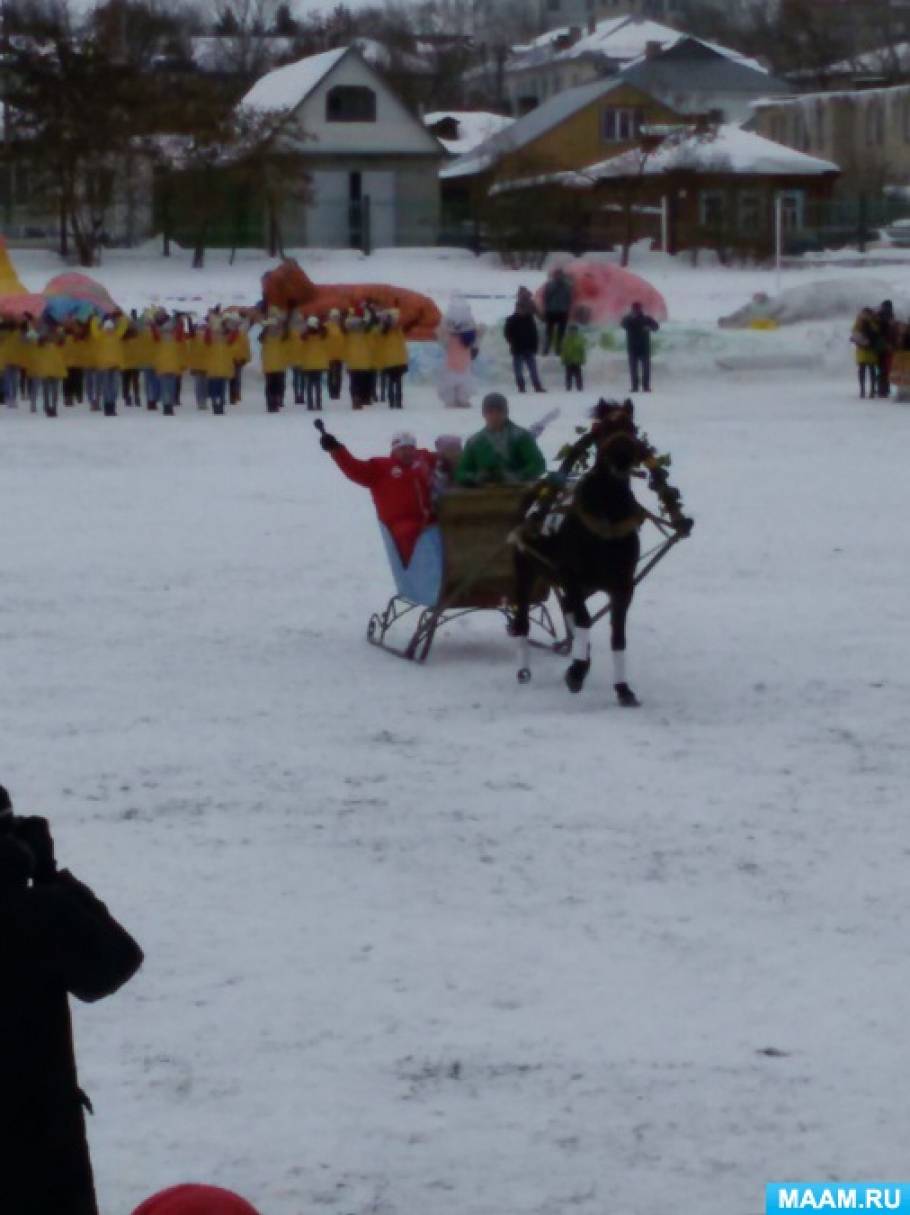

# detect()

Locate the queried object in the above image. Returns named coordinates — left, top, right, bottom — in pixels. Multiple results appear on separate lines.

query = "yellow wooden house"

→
left=440, top=76, right=686, bottom=241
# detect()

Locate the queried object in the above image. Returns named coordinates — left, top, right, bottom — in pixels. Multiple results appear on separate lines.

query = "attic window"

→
left=603, top=107, right=642, bottom=142
left=326, top=85, right=377, bottom=123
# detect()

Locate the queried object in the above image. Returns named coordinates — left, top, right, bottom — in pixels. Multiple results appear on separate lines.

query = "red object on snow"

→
left=132, top=1183, right=261, bottom=1215
left=535, top=260, right=669, bottom=326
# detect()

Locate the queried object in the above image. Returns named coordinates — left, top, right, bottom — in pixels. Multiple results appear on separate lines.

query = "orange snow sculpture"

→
left=261, top=258, right=441, bottom=340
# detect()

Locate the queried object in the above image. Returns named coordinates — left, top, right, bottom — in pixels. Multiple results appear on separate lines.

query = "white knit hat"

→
left=390, top=430, right=417, bottom=451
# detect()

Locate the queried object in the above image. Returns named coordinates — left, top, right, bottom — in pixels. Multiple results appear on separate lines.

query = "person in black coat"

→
left=621, top=301, right=660, bottom=392
left=0, top=784, right=144, bottom=1215
left=504, top=293, right=545, bottom=393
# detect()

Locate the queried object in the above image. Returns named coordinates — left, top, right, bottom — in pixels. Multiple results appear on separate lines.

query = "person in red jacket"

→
left=320, top=427, right=437, bottom=564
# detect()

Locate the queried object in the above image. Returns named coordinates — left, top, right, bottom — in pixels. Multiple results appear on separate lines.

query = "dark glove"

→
left=14, top=815, right=57, bottom=883
left=320, top=432, right=340, bottom=452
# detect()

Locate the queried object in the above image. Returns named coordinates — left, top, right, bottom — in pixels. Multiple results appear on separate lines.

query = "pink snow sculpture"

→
left=44, top=272, right=119, bottom=314
left=535, top=261, right=668, bottom=326
left=132, top=1184, right=262, bottom=1215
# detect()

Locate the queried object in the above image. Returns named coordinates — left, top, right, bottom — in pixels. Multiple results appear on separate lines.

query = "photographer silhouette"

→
left=0, top=784, right=143, bottom=1215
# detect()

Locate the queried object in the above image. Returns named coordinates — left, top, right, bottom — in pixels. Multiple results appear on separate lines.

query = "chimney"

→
left=645, top=40, right=662, bottom=59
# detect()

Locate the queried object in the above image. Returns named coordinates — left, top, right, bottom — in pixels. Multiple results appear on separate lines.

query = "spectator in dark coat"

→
left=0, top=784, right=144, bottom=1215
left=621, top=301, right=660, bottom=392
left=876, top=299, right=897, bottom=398
left=504, top=293, right=545, bottom=393
left=542, top=266, right=574, bottom=355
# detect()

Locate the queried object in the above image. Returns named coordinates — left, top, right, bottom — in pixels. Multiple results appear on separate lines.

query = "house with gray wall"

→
left=240, top=46, right=444, bottom=250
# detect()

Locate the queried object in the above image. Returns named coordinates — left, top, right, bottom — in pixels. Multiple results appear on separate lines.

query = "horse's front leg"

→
left=512, top=551, right=535, bottom=683
left=564, top=589, right=592, bottom=693
left=610, top=582, right=639, bottom=707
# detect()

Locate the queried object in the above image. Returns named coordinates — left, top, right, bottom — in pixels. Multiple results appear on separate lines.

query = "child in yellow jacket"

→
left=91, top=312, right=128, bottom=416
left=376, top=309, right=409, bottom=409
left=300, top=316, right=331, bottom=411
left=206, top=313, right=241, bottom=415
left=151, top=312, right=186, bottom=416
left=260, top=312, right=289, bottom=413
left=343, top=312, right=374, bottom=410
left=29, top=321, right=67, bottom=417
left=324, top=308, right=344, bottom=401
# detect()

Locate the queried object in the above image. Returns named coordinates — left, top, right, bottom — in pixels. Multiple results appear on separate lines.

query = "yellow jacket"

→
left=324, top=321, right=344, bottom=362
left=30, top=335, right=67, bottom=379
left=260, top=331, right=288, bottom=375
left=300, top=332, right=331, bottom=372
left=205, top=332, right=239, bottom=380
left=0, top=329, right=17, bottom=368
left=90, top=315, right=128, bottom=371
left=344, top=328, right=375, bottom=372
left=152, top=327, right=186, bottom=375
left=375, top=327, right=408, bottom=370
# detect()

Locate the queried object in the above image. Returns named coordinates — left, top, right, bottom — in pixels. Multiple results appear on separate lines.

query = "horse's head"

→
left=595, top=431, right=642, bottom=477
left=591, top=397, right=637, bottom=437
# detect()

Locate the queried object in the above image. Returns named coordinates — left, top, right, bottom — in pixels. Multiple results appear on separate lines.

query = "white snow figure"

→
left=436, top=295, right=481, bottom=408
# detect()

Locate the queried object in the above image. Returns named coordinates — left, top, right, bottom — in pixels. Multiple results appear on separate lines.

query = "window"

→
left=699, top=190, right=726, bottom=227
left=777, top=189, right=804, bottom=231
left=603, top=107, right=642, bottom=142
left=326, top=85, right=377, bottom=123
left=864, top=101, right=884, bottom=147
left=738, top=191, right=763, bottom=233
left=815, top=101, right=825, bottom=149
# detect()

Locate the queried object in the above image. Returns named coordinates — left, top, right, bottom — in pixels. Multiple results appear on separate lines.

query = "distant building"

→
left=499, top=15, right=781, bottom=118
left=240, top=46, right=445, bottom=249
left=751, top=84, right=910, bottom=193
left=534, top=0, right=767, bottom=36
left=491, top=123, right=840, bottom=256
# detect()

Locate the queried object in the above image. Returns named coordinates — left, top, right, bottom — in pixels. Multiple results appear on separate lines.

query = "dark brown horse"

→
left=511, top=400, right=692, bottom=705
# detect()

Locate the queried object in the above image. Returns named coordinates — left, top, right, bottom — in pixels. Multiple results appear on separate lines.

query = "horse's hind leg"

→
left=565, top=594, right=592, bottom=694
left=610, top=584, right=639, bottom=707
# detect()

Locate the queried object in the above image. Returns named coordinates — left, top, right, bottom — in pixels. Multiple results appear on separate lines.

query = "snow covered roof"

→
left=568, top=124, right=840, bottom=182
left=240, top=47, right=350, bottom=114
left=506, top=15, right=767, bottom=76
left=424, top=111, right=515, bottom=156
left=490, top=124, right=840, bottom=194
left=440, top=76, right=620, bottom=179
left=752, top=81, right=910, bottom=110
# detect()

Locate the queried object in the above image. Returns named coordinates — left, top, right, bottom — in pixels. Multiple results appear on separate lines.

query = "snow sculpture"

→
left=534, top=259, right=669, bottom=326
left=719, top=279, right=908, bottom=328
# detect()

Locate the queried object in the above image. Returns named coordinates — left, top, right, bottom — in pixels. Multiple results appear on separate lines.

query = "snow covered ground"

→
left=3, top=246, right=910, bottom=1215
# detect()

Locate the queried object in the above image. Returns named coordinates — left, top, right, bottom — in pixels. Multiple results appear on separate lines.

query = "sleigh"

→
left=367, top=486, right=568, bottom=662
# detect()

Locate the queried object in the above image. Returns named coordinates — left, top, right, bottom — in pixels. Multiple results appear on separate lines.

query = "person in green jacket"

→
left=560, top=322, right=587, bottom=391
left=455, top=392, right=547, bottom=486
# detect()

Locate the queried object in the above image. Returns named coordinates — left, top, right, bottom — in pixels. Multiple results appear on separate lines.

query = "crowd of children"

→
left=0, top=300, right=411, bottom=417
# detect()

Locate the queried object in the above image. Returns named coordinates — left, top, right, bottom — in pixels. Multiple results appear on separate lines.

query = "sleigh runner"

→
left=367, top=486, right=568, bottom=662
